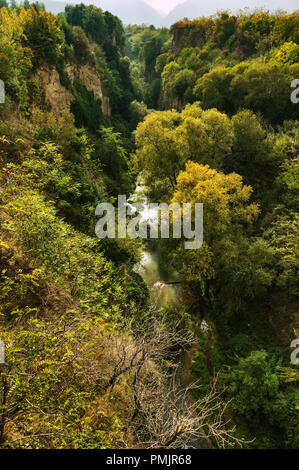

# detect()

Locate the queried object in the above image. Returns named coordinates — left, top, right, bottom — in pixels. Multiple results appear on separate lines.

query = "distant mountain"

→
left=42, top=0, right=68, bottom=15
left=162, top=0, right=223, bottom=27
left=36, top=0, right=299, bottom=27
left=161, top=0, right=298, bottom=27
left=42, top=0, right=163, bottom=25
left=97, top=0, right=163, bottom=25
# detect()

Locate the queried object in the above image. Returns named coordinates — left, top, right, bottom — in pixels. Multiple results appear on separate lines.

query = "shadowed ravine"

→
left=129, top=182, right=180, bottom=306
left=130, top=183, right=212, bottom=449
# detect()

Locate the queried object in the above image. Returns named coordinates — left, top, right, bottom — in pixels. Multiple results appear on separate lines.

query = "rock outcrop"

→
left=36, top=66, right=73, bottom=116
left=37, top=63, right=111, bottom=117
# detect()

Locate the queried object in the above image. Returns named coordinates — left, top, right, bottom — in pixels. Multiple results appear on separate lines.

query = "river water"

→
left=128, top=183, right=212, bottom=449
left=128, top=182, right=179, bottom=306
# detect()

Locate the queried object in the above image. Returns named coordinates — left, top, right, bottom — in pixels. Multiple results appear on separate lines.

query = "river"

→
left=128, top=181, right=180, bottom=306
left=128, top=181, right=213, bottom=449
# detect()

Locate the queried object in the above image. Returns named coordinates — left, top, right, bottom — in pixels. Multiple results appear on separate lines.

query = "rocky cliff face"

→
left=37, top=64, right=111, bottom=117
left=36, top=66, right=73, bottom=115
left=66, top=64, right=111, bottom=116
left=159, top=89, right=183, bottom=111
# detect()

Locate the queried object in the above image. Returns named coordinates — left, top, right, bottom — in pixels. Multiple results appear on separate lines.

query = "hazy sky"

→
left=144, top=0, right=297, bottom=15
left=145, top=0, right=185, bottom=14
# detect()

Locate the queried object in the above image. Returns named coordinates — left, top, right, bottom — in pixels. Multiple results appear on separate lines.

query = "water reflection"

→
left=134, top=251, right=178, bottom=306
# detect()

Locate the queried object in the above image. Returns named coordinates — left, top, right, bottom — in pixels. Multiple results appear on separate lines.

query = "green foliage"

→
left=71, top=80, right=106, bottom=133
left=171, top=161, right=261, bottom=302
left=230, top=62, right=298, bottom=124
left=265, top=210, right=299, bottom=296
left=225, top=110, right=278, bottom=206
left=125, top=24, right=156, bottom=61
left=0, top=7, right=32, bottom=111
left=0, top=316, right=126, bottom=448
left=126, top=25, right=170, bottom=107
left=129, top=99, right=149, bottom=128
left=228, top=351, right=279, bottom=418
left=171, top=11, right=299, bottom=56
left=22, top=6, right=64, bottom=66
left=271, top=41, right=299, bottom=65
left=154, top=11, right=299, bottom=124
left=226, top=351, right=299, bottom=448
left=0, top=177, right=147, bottom=319
left=133, top=102, right=285, bottom=206
left=95, top=126, right=131, bottom=196
left=64, top=3, right=134, bottom=124
left=275, top=157, right=299, bottom=210
left=193, top=65, right=235, bottom=112
left=141, top=29, right=169, bottom=81
left=168, top=68, right=196, bottom=102
left=65, top=4, right=124, bottom=53
left=0, top=2, right=298, bottom=451
left=193, top=61, right=299, bottom=123
left=0, top=113, right=107, bottom=232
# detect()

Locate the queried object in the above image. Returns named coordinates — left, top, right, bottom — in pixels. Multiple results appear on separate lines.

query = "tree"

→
left=225, top=110, right=275, bottom=205
left=101, top=317, right=244, bottom=449
left=0, top=7, right=33, bottom=111
left=271, top=41, right=299, bottom=65
left=129, top=100, right=149, bottom=129
left=193, top=66, right=235, bottom=113
left=133, top=109, right=183, bottom=192
left=211, top=11, right=237, bottom=48
left=96, top=127, right=129, bottom=195
left=161, top=61, right=180, bottom=99
left=141, top=29, right=169, bottom=82
left=227, top=351, right=279, bottom=421
left=265, top=209, right=299, bottom=296
left=169, top=68, right=196, bottom=102
left=170, top=161, right=261, bottom=310
left=230, top=62, right=298, bottom=123
left=177, top=106, right=234, bottom=169
left=226, top=349, right=299, bottom=447
left=275, top=157, right=299, bottom=210
left=173, top=162, right=258, bottom=235
left=133, top=103, right=235, bottom=198
left=132, top=375, right=245, bottom=449
left=82, top=5, right=107, bottom=46
left=65, top=3, right=85, bottom=28
left=21, top=6, right=64, bottom=66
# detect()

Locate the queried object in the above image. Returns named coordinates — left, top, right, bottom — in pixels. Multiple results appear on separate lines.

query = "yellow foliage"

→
left=172, top=161, right=259, bottom=232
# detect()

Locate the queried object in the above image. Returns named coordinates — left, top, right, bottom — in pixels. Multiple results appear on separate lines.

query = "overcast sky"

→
left=145, top=0, right=297, bottom=14
left=145, top=0, right=185, bottom=14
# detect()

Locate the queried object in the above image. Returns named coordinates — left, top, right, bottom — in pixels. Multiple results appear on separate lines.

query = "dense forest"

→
left=0, top=2, right=298, bottom=449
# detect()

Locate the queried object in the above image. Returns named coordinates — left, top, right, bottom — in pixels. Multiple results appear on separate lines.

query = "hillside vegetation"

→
left=0, top=3, right=298, bottom=449
left=128, top=9, right=299, bottom=449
